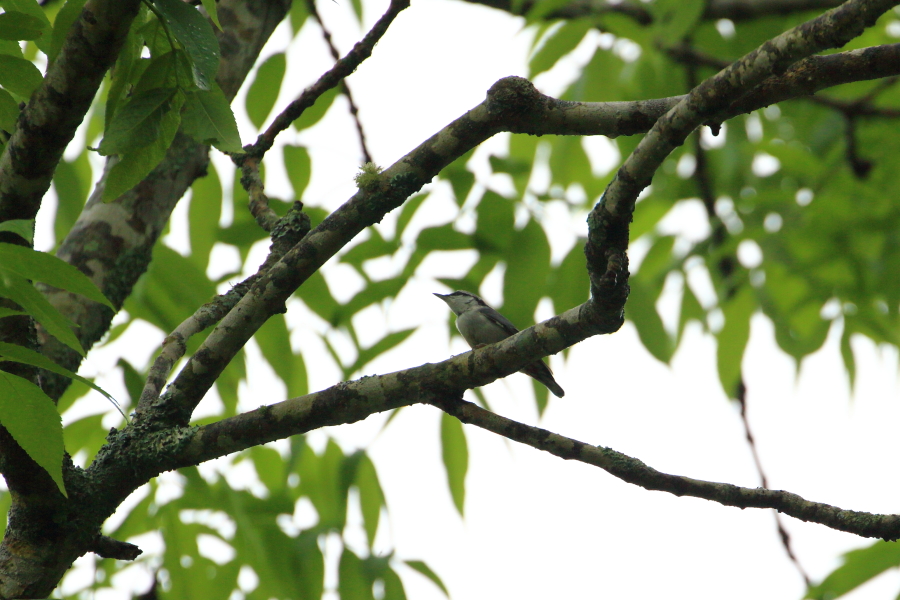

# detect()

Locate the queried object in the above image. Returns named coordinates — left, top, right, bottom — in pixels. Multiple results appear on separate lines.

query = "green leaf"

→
left=346, top=328, right=415, bottom=376
left=182, top=85, right=242, bottom=152
left=153, top=0, right=220, bottom=90
left=0, top=371, right=66, bottom=496
left=53, top=153, right=90, bottom=244
left=250, top=445, right=285, bottom=493
left=634, top=235, right=675, bottom=283
left=651, top=0, right=705, bottom=43
left=48, top=0, right=86, bottom=64
left=355, top=453, right=384, bottom=548
left=104, top=21, right=142, bottom=128
left=133, top=51, right=192, bottom=94
left=98, top=87, right=178, bottom=156
left=840, top=324, right=856, bottom=391
left=548, top=135, right=593, bottom=191
left=339, top=548, right=374, bottom=600
left=188, top=164, right=221, bottom=271
left=125, top=243, right=215, bottom=333
left=103, top=90, right=184, bottom=201
left=0, top=341, right=124, bottom=417
left=474, top=192, right=514, bottom=253
left=806, top=541, right=900, bottom=600
left=246, top=52, right=285, bottom=129
left=349, top=0, right=363, bottom=23
left=256, top=314, right=308, bottom=397
left=503, top=218, right=551, bottom=328
left=0, top=11, right=45, bottom=41
left=529, top=19, right=592, bottom=77
left=548, top=242, right=588, bottom=313
left=626, top=276, right=673, bottom=364
left=199, top=0, right=221, bottom=30
left=0, top=219, right=32, bottom=243
left=0, top=0, right=50, bottom=52
left=525, top=0, right=573, bottom=20
left=117, top=358, right=144, bottom=406
left=440, top=412, right=467, bottom=516
left=284, top=144, right=311, bottom=199
left=292, top=85, right=339, bottom=132
left=63, top=412, right=105, bottom=462
left=382, top=568, right=408, bottom=600
left=338, top=277, right=406, bottom=323
left=404, top=560, right=449, bottom=598
left=297, top=270, right=339, bottom=324
left=443, top=151, right=475, bottom=204
left=0, top=243, right=114, bottom=308
left=0, top=53, right=42, bottom=99
left=0, top=272, right=84, bottom=355
left=417, top=224, right=471, bottom=251
left=289, top=0, right=308, bottom=34
left=296, top=438, right=347, bottom=530
left=678, top=278, right=706, bottom=338
left=631, top=196, right=672, bottom=240
left=716, top=286, right=755, bottom=398
left=0, top=87, right=18, bottom=131
left=395, top=193, right=427, bottom=239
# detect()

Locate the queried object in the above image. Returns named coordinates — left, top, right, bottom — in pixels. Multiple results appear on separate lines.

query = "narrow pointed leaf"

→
left=0, top=371, right=66, bottom=496
left=182, top=85, right=242, bottom=152
left=153, top=0, right=220, bottom=90
left=0, top=273, right=84, bottom=355
left=0, top=342, right=124, bottom=418
left=440, top=412, right=467, bottom=516
left=0, top=243, right=114, bottom=308
left=404, top=560, right=449, bottom=598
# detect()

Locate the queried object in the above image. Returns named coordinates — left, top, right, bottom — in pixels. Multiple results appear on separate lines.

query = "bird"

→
left=433, top=290, right=565, bottom=397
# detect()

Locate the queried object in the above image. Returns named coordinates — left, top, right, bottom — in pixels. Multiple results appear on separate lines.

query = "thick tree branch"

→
left=103, top=302, right=612, bottom=492
left=429, top=395, right=900, bottom=540
left=0, top=2, right=291, bottom=598
left=145, top=37, right=900, bottom=428
left=0, top=0, right=141, bottom=227
left=137, top=201, right=309, bottom=413
left=585, top=0, right=897, bottom=301
left=462, top=0, right=845, bottom=24
left=37, top=0, right=292, bottom=402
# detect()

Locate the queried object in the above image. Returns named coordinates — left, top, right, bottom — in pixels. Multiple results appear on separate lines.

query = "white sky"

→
left=44, top=1, right=900, bottom=599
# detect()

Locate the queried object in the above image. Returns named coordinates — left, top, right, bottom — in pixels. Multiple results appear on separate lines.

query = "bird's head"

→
left=433, top=290, right=486, bottom=316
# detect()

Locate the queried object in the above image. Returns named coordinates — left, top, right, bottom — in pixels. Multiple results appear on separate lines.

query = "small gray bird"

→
left=434, top=291, right=565, bottom=398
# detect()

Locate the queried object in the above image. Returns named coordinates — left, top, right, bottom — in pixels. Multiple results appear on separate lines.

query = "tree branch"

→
left=147, top=38, right=900, bottom=428
left=243, top=0, right=410, bottom=158
left=37, top=0, right=292, bottom=402
left=585, top=0, right=896, bottom=300
left=429, top=395, right=900, bottom=540
left=461, top=0, right=845, bottom=24
left=0, top=0, right=142, bottom=227
left=305, top=0, right=374, bottom=163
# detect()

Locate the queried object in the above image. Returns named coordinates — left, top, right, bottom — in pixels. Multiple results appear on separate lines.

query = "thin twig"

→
left=687, top=57, right=810, bottom=583
left=242, top=0, right=409, bottom=158
left=423, top=395, right=900, bottom=539
left=305, top=0, right=374, bottom=163
left=737, top=383, right=813, bottom=587
left=240, top=156, right=281, bottom=231
left=134, top=202, right=310, bottom=420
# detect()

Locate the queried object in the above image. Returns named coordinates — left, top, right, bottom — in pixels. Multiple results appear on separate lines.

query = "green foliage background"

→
left=0, top=0, right=898, bottom=597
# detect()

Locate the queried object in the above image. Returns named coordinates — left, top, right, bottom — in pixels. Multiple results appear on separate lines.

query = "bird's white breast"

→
left=456, top=309, right=510, bottom=347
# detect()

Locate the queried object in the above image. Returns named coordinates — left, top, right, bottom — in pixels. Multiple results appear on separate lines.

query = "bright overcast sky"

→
left=45, top=0, right=900, bottom=599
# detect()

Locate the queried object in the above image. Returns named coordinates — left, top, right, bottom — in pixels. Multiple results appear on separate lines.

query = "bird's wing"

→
left=480, top=308, right=520, bottom=337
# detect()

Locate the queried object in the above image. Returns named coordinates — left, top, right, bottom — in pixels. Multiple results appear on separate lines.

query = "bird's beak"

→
left=433, top=293, right=446, bottom=299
